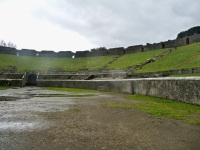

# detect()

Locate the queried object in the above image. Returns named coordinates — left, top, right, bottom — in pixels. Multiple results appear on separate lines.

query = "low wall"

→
left=133, top=77, right=200, bottom=105
left=132, top=67, right=200, bottom=78
left=37, top=80, right=133, bottom=93
left=37, top=77, right=200, bottom=105
left=0, top=79, right=22, bottom=86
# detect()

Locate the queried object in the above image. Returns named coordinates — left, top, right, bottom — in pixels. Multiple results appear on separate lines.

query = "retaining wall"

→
left=37, top=77, right=200, bottom=105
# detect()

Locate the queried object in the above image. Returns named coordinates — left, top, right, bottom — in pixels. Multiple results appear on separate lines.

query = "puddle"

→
left=0, top=122, right=36, bottom=130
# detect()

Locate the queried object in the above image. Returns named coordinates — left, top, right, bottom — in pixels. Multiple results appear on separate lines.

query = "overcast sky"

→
left=0, top=0, right=199, bottom=52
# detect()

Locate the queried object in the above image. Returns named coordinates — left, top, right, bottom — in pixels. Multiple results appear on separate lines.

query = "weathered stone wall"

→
left=125, top=45, right=143, bottom=54
left=91, top=49, right=108, bottom=57
left=0, top=79, right=22, bottom=86
left=132, top=67, right=200, bottom=78
left=37, top=79, right=133, bottom=93
left=108, top=47, right=125, bottom=55
left=18, top=49, right=37, bottom=56
left=37, top=77, right=200, bottom=105
left=0, top=73, right=24, bottom=79
left=38, top=74, right=90, bottom=80
left=133, top=77, right=200, bottom=105
left=1, top=33, right=200, bottom=58
left=75, top=51, right=91, bottom=58
left=39, top=51, right=57, bottom=58
left=0, top=46, right=17, bottom=55
left=189, top=33, right=200, bottom=44
left=57, top=51, right=74, bottom=58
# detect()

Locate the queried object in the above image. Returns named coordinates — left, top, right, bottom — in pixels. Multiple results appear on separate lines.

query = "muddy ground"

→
left=0, top=87, right=200, bottom=150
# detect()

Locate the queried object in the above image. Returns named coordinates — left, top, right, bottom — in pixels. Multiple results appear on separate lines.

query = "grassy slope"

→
left=105, top=94, right=200, bottom=125
left=0, top=54, right=115, bottom=71
left=0, top=42, right=200, bottom=72
left=107, top=48, right=167, bottom=69
left=135, top=42, right=200, bottom=73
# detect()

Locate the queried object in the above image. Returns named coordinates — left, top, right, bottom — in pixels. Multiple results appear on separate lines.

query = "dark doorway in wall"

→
left=27, top=74, right=37, bottom=86
left=186, top=38, right=190, bottom=45
left=123, top=50, right=125, bottom=55
left=141, top=47, right=144, bottom=52
left=162, top=43, right=165, bottom=49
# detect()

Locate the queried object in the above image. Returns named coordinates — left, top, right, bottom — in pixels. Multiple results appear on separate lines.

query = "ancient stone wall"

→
left=57, top=51, right=74, bottom=58
left=132, top=67, right=200, bottom=78
left=125, top=45, right=143, bottom=54
left=1, top=33, right=200, bottom=58
left=91, top=49, right=108, bottom=57
left=38, top=51, right=57, bottom=58
left=108, top=47, right=124, bottom=55
left=0, top=46, right=17, bottom=55
left=133, top=77, right=200, bottom=105
left=37, top=77, right=200, bottom=105
left=18, top=49, right=37, bottom=56
left=75, top=51, right=91, bottom=58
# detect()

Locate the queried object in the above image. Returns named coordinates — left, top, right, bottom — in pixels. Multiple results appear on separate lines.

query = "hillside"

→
left=0, top=42, right=200, bottom=73
left=135, top=42, right=200, bottom=73
left=0, top=54, right=116, bottom=71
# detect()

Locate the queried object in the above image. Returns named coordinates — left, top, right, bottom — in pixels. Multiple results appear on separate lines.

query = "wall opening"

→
left=123, top=50, right=125, bottom=55
left=141, top=47, right=144, bottom=52
left=162, top=43, right=165, bottom=49
left=27, top=74, right=37, bottom=86
left=186, top=38, right=190, bottom=45
left=72, top=55, right=75, bottom=58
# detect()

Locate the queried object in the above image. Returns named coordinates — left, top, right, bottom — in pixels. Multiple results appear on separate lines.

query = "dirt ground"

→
left=0, top=87, right=200, bottom=150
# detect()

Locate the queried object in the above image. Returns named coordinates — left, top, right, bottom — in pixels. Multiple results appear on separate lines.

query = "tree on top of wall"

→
left=177, top=26, right=200, bottom=39
left=0, top=40, right=16, bottom=48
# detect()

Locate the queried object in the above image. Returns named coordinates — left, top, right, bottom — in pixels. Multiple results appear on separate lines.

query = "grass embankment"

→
left=46, top=87, right=100, bottom=93
left=35, top=94, right=95, bottom=97
left=169, top=73, right=200, bottom=77
left=0, top=86, right=9, bottom=90
left=0, top=54, right=115, bottom=71
left=135, top=42, right=200, bottom=73
left=105, top=94, right=200, bottom=125
left=106, top=48, right=167, bottom=69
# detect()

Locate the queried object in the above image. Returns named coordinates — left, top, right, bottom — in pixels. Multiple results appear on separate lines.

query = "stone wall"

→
left=125, top=45, right=143, bottom=54
left=108, top=47, right=125, bottom=55
left=38, top=74, right=90, bottom=80
left=0, top=46, right=17, bottom=55
left=132, top=67, right=200, bottom=78
left=56, top=51, right=74, bottom=58
left=0, top=79, right=22, bottom=86
left=37, top=79, right=133, bottom=93
left=1, top=33, right=200, bottom=58
left=75, top=51, right=90, bottom=58
left=37, top=77, right=200, bottom=105
left=133, top=77, right=200, bottom=105
left=18, top=49, right=37, bottom=56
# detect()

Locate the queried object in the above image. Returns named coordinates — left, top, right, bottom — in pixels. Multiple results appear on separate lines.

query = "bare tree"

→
left=0, top=39, right=16, bottom=48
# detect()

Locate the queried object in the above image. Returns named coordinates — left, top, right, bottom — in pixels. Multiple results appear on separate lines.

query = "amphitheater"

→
left=0, top=28, right=200, bottom=105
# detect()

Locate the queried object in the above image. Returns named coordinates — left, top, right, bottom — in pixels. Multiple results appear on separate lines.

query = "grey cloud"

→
left=32, top=0, right=200, bottom=49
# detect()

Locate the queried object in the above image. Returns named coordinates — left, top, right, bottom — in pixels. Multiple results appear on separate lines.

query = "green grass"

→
left=46, top=87, right=100, bottom=93
left=35, top=94, right=95, bottom=97
left=105, top=94, right=200, bottom=125
left=1, top=42, right=200, bottom=72
left=0, top=86, right=9, bottom=90
left=0, top=54, right=115, bottom=71
left=107, top=48, right=167, bottom=69
left=169, top=73, right=200, bottom=77
left=135, top=42, right=200, bottom=73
